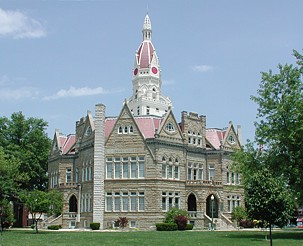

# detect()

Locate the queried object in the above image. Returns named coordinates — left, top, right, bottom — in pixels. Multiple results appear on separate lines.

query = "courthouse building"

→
left=48, top=14, right=244, bottom=230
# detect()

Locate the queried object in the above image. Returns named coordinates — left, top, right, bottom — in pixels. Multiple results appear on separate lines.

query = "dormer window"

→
left=228, top=135, right=235, bottom=144
left=165, top=122, right=175, bottom=133
left=85, top=126, right=92, bottom=136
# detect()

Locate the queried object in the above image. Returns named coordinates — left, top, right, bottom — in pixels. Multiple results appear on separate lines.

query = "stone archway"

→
left=69, top=195, right=77, bottom=212
left=187, top=193, right=197, bottom=211
left=206, top=195, right=218, bottom=218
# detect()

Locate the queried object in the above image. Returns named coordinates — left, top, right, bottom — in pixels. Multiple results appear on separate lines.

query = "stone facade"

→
left=47, top=14, right=244, bottom=230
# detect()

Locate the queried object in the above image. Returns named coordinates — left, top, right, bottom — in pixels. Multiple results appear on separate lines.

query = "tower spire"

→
left=127, top=14, right=173, bottom=117
left=142, top=14, right=151, bottom=40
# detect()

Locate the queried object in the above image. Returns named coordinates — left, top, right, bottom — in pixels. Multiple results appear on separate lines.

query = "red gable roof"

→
left=105, top=116, right=163, bottom=139
left=59, top=134, right=76, bottom=154
left=206, top=128, right=227, bottom=149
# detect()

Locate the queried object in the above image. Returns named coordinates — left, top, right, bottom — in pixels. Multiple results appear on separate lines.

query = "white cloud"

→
left=0, top=87, right=39, bottom=100
left=192, top=65, right=214, bottom=72
left=44, top=86, right=107, bottom=100
left=0, top=8, right=46, bottom=39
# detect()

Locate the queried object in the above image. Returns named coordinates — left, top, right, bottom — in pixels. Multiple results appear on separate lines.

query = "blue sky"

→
left=0, top=0, right=302, bottom=143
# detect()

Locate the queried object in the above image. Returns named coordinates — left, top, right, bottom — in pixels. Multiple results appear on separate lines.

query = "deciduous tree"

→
left=20, top=190, right=63, bottom=233
left=0, top=112, right=51, bottom=190
left=251, top=50, right=303, bottom=202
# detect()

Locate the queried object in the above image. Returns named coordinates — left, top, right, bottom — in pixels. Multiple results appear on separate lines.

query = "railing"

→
left=63, top=212, right=77, bottom=219
left=186, top=180, right=222, bottom=186
left=220, top=213, right=235, bottom=229
left=59, top=182, right=77, bottom=188
left=188, top=211, right=197, bottom=218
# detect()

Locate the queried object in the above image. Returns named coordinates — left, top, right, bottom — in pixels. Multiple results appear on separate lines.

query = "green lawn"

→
left=1, top=229, right=302, bottom=246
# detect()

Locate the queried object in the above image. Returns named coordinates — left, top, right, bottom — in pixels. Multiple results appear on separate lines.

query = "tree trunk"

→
left=269, top=224, right=272, bottom=246
left=35, top=220, right=39, bottom=233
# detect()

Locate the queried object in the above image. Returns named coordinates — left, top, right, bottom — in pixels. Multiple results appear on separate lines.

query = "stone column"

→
left=93, top=104, right=106, bottom=229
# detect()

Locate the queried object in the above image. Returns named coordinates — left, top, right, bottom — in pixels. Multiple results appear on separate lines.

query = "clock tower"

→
left=127, top=14, right=173, bottom=117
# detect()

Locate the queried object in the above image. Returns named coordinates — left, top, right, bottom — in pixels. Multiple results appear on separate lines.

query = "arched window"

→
left=129, top=126, right=134, bottom=133
left=118, top=126, right=123, bottom=134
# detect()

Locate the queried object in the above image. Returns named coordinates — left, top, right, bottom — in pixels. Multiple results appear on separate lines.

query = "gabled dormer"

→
left=206, top=121, right=242, bottom=151
left=157, top=109, right=184, bottom=144
left=221, top=121, right=242, bottom=150
left=106, top=102, right=146, bottom=149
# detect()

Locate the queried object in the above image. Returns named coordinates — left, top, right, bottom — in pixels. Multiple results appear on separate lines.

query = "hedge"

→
left=47, top=225, right=61, bottom=230
left=156, top=223, right=178, bottom=231
left=185, top=224, right=194, bottom=230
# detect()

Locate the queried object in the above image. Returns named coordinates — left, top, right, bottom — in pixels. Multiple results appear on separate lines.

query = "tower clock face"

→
left=134, top=68, right=138, bottom=75
left=152, top=67, right=158, bottom=74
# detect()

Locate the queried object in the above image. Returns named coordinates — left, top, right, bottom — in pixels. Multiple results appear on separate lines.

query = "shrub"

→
left=239, top=219, right=255, bottom=228
left=185, top=223, right=194, bottom=230
left=174, top=215, right=188, bottom=230
left=114, top=217, right=129, bottom=229
left=47, top=225, right=60, bottom=230
left=90, top=222, right=100, bottom=230
left=164, top=208, right=188, bottom=223
left=156, top=223, right=178, bottom=231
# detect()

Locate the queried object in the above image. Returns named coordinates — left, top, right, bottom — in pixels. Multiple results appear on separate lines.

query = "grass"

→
left=0, top=228, right=302, bottom=246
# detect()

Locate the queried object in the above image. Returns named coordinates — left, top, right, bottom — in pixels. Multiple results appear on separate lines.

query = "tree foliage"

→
left=251, top=50, right=303, bottom=202
left=231, top=206, right=247, bottom=227
left=0, top=199, right=15, bottom=229
left=20, top=190, right=63, bottom=233
left=0, top=112, right=51, bottom=191
left=0, top=147, right=28, bottom=200
left=245, top=168, right=295, bottom=228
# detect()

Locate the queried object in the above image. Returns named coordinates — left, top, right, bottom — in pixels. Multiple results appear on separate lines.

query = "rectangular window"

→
left=227, top=199, right=231, bottom=212
left=209, top=165, right=215, bottom=180
left=175, top=197, right=180, bottom=208
left=115, top=163, right=120, bottom=179
left=193, top=168, right=197, bottom=180
left=231, top=172, right=235, bottom=184
left=131, top=158, right=137, bottom=178
left=187, top=168, right=192, bottom=180
left=138, top=192, right=145, bottom=211
left=168, top=165, right=173, bottom=179
left=114, top=158, right=120, bottom=179
left=174, top=166, right=179, bottom=179
left=162, top=197, right=167, bottom=211
left=168, top=197, right=173, bottom=209
left=86, top=167, right=89, bottom=181
left=130, top=221, right=136, bottom=228
left=82, top=168, right=85, bottom=182
left=198, top=165, right=203, bottom=180
left=130, top=193, right=136, bottom=211
left=236, top=173, right=240, bottom=185
left=162, top=164, right=166, bottom=178
left=122, top=157, right=129, bottom=178
left=75, top=168, right=78, bottom=183
left=226, top=172, right=230, bottom=184
left=66, top=168, right=72, bottom=183
left=122, top=194, right=128, bottom=211
left=106, top=158, right=112, bottom=179
left=114, top=193, right=120, bottom=211
left=138, top=157, right=145, bottom=178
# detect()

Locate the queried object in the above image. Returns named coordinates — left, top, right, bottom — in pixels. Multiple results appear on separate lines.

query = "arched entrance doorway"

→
left=187, top=193, right=197, bottom=211
left=206, top=195, right=218, bottom=218
left=69, top=195, right=77, bottom=212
